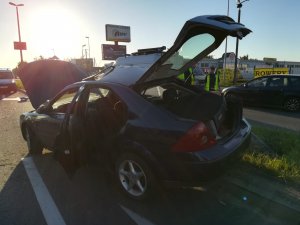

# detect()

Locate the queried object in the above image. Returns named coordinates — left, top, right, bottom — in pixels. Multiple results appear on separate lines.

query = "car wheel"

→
left=284, top=97, right=300, bottom=112
left=115, top=152, right=157, bottom=200
left=25, top=126, right=43, bottom=154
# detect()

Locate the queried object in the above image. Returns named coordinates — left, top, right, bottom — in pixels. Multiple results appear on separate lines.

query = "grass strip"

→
left=242, top=125, right=300, bottom=182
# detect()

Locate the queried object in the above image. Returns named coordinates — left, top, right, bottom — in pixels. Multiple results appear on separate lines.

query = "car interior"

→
left=84, top=89, right=127, bottom=151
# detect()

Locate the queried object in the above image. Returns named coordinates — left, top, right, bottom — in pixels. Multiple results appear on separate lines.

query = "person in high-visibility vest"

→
left=177, top=67, right=195, bottom=85
left=204, top=66, right=220, bottom=91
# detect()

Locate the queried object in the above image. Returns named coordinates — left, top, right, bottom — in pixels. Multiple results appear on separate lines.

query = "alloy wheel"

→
left=284, top=98, right=300, bottom=111
left=118, top=159, right=147, bottom=197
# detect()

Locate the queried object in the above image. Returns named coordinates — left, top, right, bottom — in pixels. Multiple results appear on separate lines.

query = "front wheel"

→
left=115, top=152, right=158, bottom=200
left=25, top=126, right=43, bottom=154
left=284, top=97, right=300, bottom=112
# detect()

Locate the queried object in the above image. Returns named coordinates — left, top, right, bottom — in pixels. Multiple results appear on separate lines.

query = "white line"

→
left=120, top=205, right=157, bottom=225
left=22, top=157, right=66, bottom=225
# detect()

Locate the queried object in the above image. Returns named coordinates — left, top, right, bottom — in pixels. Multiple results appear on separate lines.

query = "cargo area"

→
left=141, top=83, right=242, bottom=140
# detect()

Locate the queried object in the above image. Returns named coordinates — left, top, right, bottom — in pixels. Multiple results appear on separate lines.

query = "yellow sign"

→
left=254, top=68, right=289, bottom=78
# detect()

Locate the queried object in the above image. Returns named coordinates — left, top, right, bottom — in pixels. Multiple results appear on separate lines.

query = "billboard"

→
left=102, top=44, right=126, bottom=60
left=106, top=24, right=131, bottom=42
left=254, top=68, right=289, bottom=78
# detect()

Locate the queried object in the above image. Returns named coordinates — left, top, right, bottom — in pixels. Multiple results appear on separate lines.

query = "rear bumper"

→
left=0, top=83, right=17, bottom=93
left=162, top=119, right=251, bottom=186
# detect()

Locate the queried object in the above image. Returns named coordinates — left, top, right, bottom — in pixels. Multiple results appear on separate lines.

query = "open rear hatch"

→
left=134, top=15, right=250, bottom=141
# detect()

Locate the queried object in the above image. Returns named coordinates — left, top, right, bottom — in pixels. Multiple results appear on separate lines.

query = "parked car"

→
left=0, top=69, right=17, bottom=94
left=19, top=15, right=251, bottom=200
left=222, top=74, right=300, bottom=111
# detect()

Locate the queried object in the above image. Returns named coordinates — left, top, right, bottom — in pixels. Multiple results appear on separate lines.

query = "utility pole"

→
left=9, top=2, right=24, bottom=63
left=233, top=0, right=249, bottom=84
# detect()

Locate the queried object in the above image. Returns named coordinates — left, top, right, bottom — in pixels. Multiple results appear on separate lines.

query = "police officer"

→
left=205, top=66, right=220, bottom=92
left=177, top=67, right=195, bottom=85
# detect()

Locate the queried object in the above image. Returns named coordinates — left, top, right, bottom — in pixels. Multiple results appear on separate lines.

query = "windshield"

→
left=0, top=71, right=14, bottom=79
left=163, top=33, right=215, bottom=70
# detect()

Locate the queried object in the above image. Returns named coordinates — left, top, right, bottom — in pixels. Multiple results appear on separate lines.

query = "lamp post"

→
left=222, top=0, right=230, bottom=81
left=233, top=0, right=249, bottom=84
left=85, top=36, right=90, bottom=58
left=9, top=1, right=24, bottom=63
left=82, top=44, right=86, bottom=58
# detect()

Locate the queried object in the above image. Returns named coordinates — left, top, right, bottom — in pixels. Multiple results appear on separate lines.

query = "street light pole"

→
left=9, top=2, right=24, bottom=63
left=233, top=0, right=249, bottom=84
left=223, top=0, right=230, bottom=81
left=82, top=44, right=86, bottom=58
left=86, top=36, right=90, bottom=58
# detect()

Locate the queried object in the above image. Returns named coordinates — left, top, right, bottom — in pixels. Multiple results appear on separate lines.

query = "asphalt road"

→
left=0, top=91, right=300, bottom=225
left=244, top=107, right=300, bottom=132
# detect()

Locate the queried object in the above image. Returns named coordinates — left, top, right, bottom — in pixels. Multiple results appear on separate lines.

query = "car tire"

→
left=115, top=152, right=158, bottom=200
left=283, top=97, right=300, bottom=112
left=25, top=126, right=43, bottom=154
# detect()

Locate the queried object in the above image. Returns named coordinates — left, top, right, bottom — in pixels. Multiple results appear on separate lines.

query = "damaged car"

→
left=19, top=15, right=251, bottom=200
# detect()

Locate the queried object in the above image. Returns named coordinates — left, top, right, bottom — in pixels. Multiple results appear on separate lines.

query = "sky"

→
left=1, top=0, right=300, bottom=69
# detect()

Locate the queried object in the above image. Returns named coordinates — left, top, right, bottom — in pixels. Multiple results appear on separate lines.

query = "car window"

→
left=289, top=77, right=300, bottom=87
left=88, top=87, right=109, bottom=103
left=163, top=33, right=215, bottom=70
left=51, top=88, right=78, bottom=113
left=268, top=77, right=284, bottom=88
left=0, top=71, right=14, bottom=79
left=143, top=86, right=165, bottom=99
left=247, top=77, right=268, bottom=88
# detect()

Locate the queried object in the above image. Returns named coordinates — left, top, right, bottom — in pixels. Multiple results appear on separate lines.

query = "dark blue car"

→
left=222, top=75, right=300, bottom=111
left=19, top=15, right=251, bottom=200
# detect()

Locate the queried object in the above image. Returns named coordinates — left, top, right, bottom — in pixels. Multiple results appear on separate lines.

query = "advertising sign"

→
left=254, top=68, right=289, bottom=78
left=102, top=44, right=126, bottom=60
left=106, top=24, right=131, bottom=42
left=14, top=41, right=27, bottom=50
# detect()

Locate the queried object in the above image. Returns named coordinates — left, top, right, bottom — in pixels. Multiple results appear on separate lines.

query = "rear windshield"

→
left=0, top=71, right=14, bottom=79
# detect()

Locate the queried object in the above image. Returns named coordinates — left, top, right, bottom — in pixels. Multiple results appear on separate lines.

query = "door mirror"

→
left=36, top=100, right=50, bottom=113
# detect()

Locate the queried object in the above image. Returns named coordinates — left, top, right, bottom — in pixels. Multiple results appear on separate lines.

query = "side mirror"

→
left=37, top=100, right=50, bottom=113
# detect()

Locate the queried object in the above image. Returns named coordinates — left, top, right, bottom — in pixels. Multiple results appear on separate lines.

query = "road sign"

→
left=14, top=41, right=27, bottom=50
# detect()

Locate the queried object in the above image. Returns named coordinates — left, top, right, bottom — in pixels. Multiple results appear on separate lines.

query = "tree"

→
left=12, top=61, right=28, bottom=78
left=240, top=55, right=249, bottom=60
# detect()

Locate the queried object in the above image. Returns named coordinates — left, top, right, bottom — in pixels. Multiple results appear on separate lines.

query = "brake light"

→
left=172, top=122, right=216, bottom=152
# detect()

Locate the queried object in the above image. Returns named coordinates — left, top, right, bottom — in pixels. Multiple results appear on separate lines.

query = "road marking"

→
left=2, top=97, right=28, bottom=101
left=22, top=157, right=66, bottom=225
left=120, top=205, right=157, bottom=225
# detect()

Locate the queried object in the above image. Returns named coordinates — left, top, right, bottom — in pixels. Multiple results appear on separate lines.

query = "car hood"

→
left=19, top=60, right=87, bottom=109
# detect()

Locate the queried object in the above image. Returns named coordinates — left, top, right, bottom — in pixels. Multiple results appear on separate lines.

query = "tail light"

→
left=172, top=122, right=216, bottom=152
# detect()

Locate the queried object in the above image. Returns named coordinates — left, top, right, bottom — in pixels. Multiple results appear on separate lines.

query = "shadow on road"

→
left=1, top=150, right=300, bottom=225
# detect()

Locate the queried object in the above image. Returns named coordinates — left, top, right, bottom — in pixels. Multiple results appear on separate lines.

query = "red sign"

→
left=14, top=41, right=27, bottom=50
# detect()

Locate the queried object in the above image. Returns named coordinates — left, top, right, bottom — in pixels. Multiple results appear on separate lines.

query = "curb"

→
left=223, top=170, right=300, bottom=213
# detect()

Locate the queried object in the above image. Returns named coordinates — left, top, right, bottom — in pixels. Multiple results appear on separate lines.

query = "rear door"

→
left=263, top=76, right=287, bottom=107
left=243, top=77, right=268, bottom=106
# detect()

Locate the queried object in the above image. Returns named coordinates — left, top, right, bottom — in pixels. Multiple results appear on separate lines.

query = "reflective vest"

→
left=205, top=71, right=220, bottom=91
left=178, top=68, right=195, bottom=85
